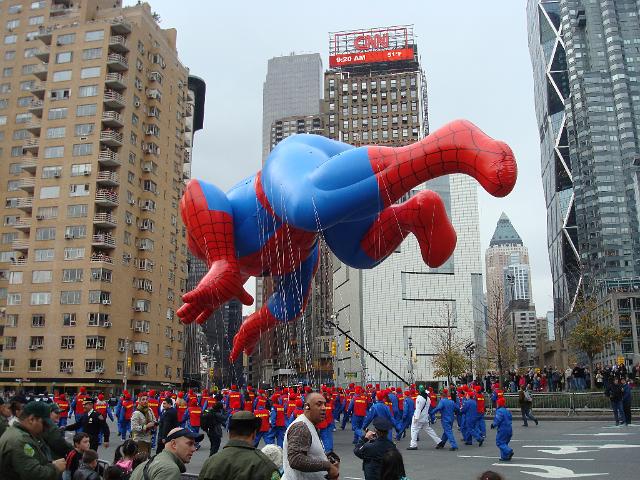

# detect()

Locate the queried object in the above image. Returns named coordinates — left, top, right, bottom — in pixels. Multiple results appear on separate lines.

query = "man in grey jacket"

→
left=130, top=393, right=157, bottom=455
left=130, top=427, right=201, bottom=480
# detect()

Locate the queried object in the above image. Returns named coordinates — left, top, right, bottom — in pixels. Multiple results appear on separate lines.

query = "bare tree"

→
left=482, top=279, right=517, bottom=388
left=433, top=306, right=470, bottom=386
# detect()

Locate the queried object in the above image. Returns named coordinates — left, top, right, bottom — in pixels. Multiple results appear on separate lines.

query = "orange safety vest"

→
left=274, top=405, right=285, bottom=427
left=255, top=409, right=270, bottom=432
left=122, top=400, right=134, bottom=420
left=229, top=392, right=241, bottom=410
left=286, top=400, right=297, bottom=418
left=384, top=400, right=393, bottom=415
left=57, top=400, right=70, bottom=418
left=429, top=392, right=437, bottom=407
left=177, top=404, right=187, bottom=422
left=476, top=394, right=485, bottom=413
left=317, top=404, right=333, bottom=430
left=188, top=407, right=201, bottom=427
left=75, top=394, right=87, bottom=414
left=94, top=402, right=107, bottom=417
left=397, top=394, right=404, bottom=411
left=148, top=398, right=160, bottom=418
left=353, top=396, right=368, bottom=416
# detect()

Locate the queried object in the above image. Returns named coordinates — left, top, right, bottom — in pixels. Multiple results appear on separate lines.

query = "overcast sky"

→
left=127, top=0, right=553, bottom=315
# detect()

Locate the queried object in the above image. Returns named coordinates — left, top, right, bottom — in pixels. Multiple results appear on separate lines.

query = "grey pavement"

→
left=75, top=415, right=639, bottom=479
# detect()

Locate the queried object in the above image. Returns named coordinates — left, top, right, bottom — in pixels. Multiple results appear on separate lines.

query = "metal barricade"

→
left=502, top=390, right=640, bottom=415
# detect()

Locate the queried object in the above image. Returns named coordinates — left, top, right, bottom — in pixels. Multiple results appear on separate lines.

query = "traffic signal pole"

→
left=326, top=318, right=409, bottom=385
left=123, top=338, right=129, bottom=392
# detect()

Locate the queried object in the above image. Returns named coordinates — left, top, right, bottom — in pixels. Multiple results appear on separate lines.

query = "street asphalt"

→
left=82, top=415, right=639, bottom=479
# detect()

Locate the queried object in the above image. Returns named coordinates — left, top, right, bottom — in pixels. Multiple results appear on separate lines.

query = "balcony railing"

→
left=31, top=82, right=46, bottom=98
left=23, top=138, right=40, bottom=152
left=103, top=90, right=126, bottom=109
left=92, top=234, right=116, bottom=249
left=98, top=150, right=121, bottom=167
left=28, top=99, right=44, bottom=116
left=93, top=212, right=117, bottom=227
left=15, top=197, right=33, bottom=211
left=91, top=253, right=113, bottom=264
left=34, top=46, right=50, bottom=61
left=96, top=171, right=119, bottom=186
left=20, top=159, right=37, bottom=174
left=110, top=18, right=132, bottom=35
left=107, top=53, right=128, bottom=71
left=11, top=240, right=30, bottom=252
left=99, top=130, right=123, bottom=147
left=108, top=35, right=129, bottom=52
left=101, top=111, right=124, bottom=128
left=33, top=63, right=48, bottom=80
left=18, top=178, right=36, bottom=192
left=95, top=190, right=119, bottom=206
left=13, top=219, right=31, bottom=231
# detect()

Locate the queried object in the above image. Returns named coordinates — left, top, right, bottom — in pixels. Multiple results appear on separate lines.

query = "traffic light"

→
left=127, top=357, right=132, bottom=368
left=209, top=367, right=214, bottom=378
left=345, top=338, right=351, bottom=351
left=331, top=341, right=337, bottom=356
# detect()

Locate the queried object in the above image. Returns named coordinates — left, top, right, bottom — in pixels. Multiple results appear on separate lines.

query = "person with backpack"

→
left=606, top=377, right=625, bottom=426
left=518, top=384, right=538, bottom=427
left=200, top=401, right=227, bottom=456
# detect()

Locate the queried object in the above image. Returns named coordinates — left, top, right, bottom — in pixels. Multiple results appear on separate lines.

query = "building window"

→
left=60, top=290, right=81, bottom=305
left=29, top=359, right=43, bottom=372
left=80, top=67, right=101, bottom=79
left=35, top=227, right=56, bottom=241
left=82, top=48, right=102, bottom=60
left=44, top=146, right=64, bottom=159
left=1, top=359, right=15, bottom=372
left=84, top=359, right=105, bottom=373
left=5, top=314, right=18, bottom=327
left=70, top=164, right=91, bottom=176
left=59, top=360, right=74, bottom=373
left=62, top=268, right=83, bottom=282
left=55, top=52, right=72, bottom=64
left=40, top=186, right=60, bottom=199
left=78, top=85, right=98, bottom=98
left=7, top=293, right=21, bottom=305
left=76, top=104, right=96, bottom=117
left=52, top=70, right=72, bottom=82
left=85, top=30, right=104, bottom=42
left=72, top=143, right=93, bottom=156
left=41, top=166, right=62, bottom=179
left=67, top=204, right=88, bottom=218
left=56, top=33, right=75, bottom=45
left=4, top=337, right=17, bottom=350
left=30, top=292, right=51, bottom=305
left=62, top=313, right=77, bottom=327
left=31, top=314, right=45, bottom=327
left=75, top=123, right=95, bottom=136
left=48, top=107, right=68, bottom=120
left=64, top=247, right=85, bottom=260
left=46, top=126, right=66, bottom=139
left=32, top=270, right=52, bottom=283
left=34, top=248, right=54, bottom=262
left=86, top=336, right=106, bottom=349
left=50, top=88, right=70, bottom=101
left=69, top=184, right=90, bottom=197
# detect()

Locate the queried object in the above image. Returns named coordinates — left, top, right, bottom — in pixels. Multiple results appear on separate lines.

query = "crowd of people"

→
left=0, top=381, right=523, bottom=480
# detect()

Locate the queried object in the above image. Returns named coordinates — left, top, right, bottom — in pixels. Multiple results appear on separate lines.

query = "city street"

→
left=85, top=418, right=639, bottom=479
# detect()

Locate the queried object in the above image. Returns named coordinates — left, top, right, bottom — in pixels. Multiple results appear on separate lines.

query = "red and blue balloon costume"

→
left=178, top=119, right=517, bottom=360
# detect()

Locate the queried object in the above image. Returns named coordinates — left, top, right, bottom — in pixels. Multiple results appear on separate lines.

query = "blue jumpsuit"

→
left=431, top=398, right=459, bottom=449
left=492, top=406, right=513, bottom=460
left=400, top=396, right=415, bottom=440
left=460, top=398, right=483, bottom=445
left=362, top=401, right=396, bottom=441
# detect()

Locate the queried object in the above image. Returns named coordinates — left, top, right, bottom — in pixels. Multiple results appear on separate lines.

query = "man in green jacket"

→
left=0, top=401, right=66, bottom=480
left=0, top=397, right=11, bottom=438
left=130, top=427, right=201, bottom=480
left=199, top=411, right=281, bottom=480
left=42, top=402, right=73, bottom=460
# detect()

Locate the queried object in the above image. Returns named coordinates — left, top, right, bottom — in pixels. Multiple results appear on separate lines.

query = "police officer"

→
left=0, top=401, right=66, bottom=479
left=199, top=411, right=281, bottom=480
left=64, top=398, right=110, bottom=451
left=354, top=417, right=397, bottom=480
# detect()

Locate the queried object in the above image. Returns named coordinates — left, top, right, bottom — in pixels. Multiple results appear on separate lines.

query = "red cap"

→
left=348, top=383, right=355, bottom=389
left=189, top=398, right=197, bottom=406
left=396, top=387, right=402, bottom=393
left=231, top=385, right=237, bottom=390
left=60, top=393, right=66, bottom=400
left=295, top=399, right=303, bottom=408
left=355, top=386, right=363, bottom=394
left=80, top=386, right=86, bottom=393
left=376, top=391, right=385, bottom=401
left=124, top=392, right=131, bottom=400
left=497, top=397, right=506, bottom=407
left=474, top=385, right=482, bottom=392
left=404, top=390, right=411, bottom=396
left=149, top=389, right=156, bottom=397
left=375, top=384, right=380, bottom=390
left=257, top=398, right=266, bottom=408
left=247, top=385, right=253, bottom=391
left=304, top=386, right=312, bottom=393
left=177, top=392, right=184, bottom=398
left=442, top=389, right=448, bottom=396
left=97, top=394, right=104, bottom=401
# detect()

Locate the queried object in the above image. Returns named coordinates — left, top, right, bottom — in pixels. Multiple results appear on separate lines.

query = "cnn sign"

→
left=354, top=33, right=389, bottom=51
left=330, top=26, right=412, bottom=56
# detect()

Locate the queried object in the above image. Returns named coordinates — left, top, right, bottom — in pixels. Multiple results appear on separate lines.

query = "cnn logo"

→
left=354, top=33, right=389, bottom=51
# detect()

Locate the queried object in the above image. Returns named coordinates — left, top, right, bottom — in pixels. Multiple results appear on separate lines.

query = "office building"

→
left=251, top=53, right=325, bottom=386
left=0, top=1, right=195, bottom=392
left=528, top=0, right=640, bottom=364
left=326, top=26, right=483, bottom=385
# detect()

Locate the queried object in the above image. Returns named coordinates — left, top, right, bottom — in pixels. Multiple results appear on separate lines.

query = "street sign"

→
left=344, top=372, right=358, bottom=378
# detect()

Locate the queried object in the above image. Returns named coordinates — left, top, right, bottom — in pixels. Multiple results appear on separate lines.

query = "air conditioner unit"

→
left=83, top=171, right=90, bottom=176
left=128, top=199, right=135, bottom=205
left=64, top=368, right=73, bottom=373
left=80, top=136, right=88, bottom=141
left=54, top=172, right=61, bottom=178
left=138, top=245, right=148, bottom=251
left=125, top=217, right=132, bottom=225
left=123, top=253, right=131, bottom=260
left=103, top=321, right=112, bottom=327
left=134, top=326, right=144, bottom=332
left=102, top=299, right=111, bottom=305
left=142, top=165, right=152, bottom=172
left=118, top=346, right=125, bottom=352
left=29, top=345, right=38, bottom=350
left=139, top=225, right=148, bottom=231
left=92, top=272, right=100, bottom=280
left=134, top=306, right=144, bottom=312
left=134, top=101, right=141, bottom=107
left=64, top=234, right=73, bottom=239
left=95, top=368, right=104, bottom=374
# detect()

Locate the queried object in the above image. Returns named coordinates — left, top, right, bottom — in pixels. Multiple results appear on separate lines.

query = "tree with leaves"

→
left=568, top=298, right=624, bottom=389
left=433, top=306, right=469, bottom=386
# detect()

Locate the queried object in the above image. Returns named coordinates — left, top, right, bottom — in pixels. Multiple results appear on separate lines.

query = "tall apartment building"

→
left=326, top=26, right=483, bottom=385
left=0, top=0, right=196, bottom=393
left=251, top=53, right=325, bottom=386
left=528, top=0, right=640, bottom=364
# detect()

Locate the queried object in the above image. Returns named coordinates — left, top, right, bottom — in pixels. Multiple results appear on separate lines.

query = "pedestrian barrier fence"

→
left=501, top=390, right=639, bottom=414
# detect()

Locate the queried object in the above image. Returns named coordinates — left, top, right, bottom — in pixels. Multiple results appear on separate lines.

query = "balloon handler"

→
left=491, top=397, right=514, bottom=461
left=178, top=120, right=517, bottom=359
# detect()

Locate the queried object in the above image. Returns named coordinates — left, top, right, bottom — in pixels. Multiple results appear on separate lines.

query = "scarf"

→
left=137, top=404, right=152, bottom=423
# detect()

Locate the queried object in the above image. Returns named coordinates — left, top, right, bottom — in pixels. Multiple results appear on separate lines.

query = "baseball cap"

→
left=373, top=417, right=393, bottom=431
left=23, top=401, right=51, bottom=419
left=165, top=427, right=204, bottom=443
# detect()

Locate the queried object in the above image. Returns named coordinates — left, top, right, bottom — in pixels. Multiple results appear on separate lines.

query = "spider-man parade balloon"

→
left=178, top=119, right=517, bottom=361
